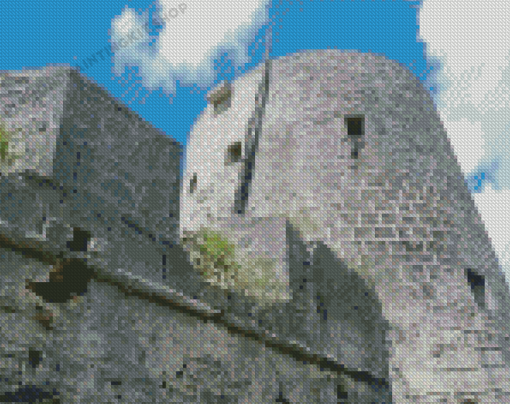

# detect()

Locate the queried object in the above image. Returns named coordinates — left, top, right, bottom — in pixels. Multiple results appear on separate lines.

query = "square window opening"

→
left=225, top=142, right=242, bottom=165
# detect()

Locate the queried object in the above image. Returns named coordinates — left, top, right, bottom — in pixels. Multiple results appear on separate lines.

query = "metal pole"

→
left=264, top=21, right=272, bottom=64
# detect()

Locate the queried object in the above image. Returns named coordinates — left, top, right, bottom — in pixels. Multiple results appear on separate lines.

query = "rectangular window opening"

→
left=347, top=117, right=363, bottom=137
left=225, top=142, right=242, bottom=165
left=189, top=173, right=197, bottom=194
left=466, top=268, right=486, bottom=310
left=345, top=116, right=365, bottom=159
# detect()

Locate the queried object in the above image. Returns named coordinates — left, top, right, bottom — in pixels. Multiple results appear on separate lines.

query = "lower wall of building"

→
left=0, top=248, right=391, bottom=403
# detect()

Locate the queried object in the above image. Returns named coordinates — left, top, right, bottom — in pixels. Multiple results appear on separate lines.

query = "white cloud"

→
left=112, top=7, right=144, bottom=39
left=473, top=185, right=510, bottom=279
left=419, top=0, right=510, bottom=277
left=442, top=118, right=486, bottom=174
left=110, top=0, right=271, bottom=97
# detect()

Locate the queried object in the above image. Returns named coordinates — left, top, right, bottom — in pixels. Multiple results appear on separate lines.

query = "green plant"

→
left=198, top=230, right=235, bottom=267
left=0, top=121, right=21, bottom=164
left=182, top=228, right=241, bottom=285
left=181, top=227, right=290, bottom=306
left=0, top=123, right=10, bottom=161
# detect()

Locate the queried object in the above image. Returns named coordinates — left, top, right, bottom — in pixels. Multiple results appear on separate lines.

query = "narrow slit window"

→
left=345, top=116, right=365, bottom=159
left=189, top=173, right=197, bottom=194
left=28, top=348, right=43, bottom=368
left=466, top=268, right=485, bottom=310
left=337, top=383, right=349, bottom=400
left=162, top=254, right=167, bottom=280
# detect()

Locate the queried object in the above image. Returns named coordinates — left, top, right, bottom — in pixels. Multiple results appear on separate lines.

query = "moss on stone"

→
left=0, top=121, right=21, bottom=165
left=181, top=227, right=288, bottom=305
left=0, top=123, right=10, bottom=161
left=181, top=227, right=242, bottom=286
left=198, top=230, right=236, bottom=267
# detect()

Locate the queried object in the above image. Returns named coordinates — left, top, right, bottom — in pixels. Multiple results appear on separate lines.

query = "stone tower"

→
left=181, top=49, right=510, bottom=402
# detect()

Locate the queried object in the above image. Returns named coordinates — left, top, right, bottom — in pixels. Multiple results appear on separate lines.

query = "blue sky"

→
left=0, top=0, right=429, bottom=172
left=1, top=0, right=509, bottom=278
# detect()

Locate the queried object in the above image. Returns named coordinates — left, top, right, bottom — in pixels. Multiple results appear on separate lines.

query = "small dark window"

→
left=337, top=383, right=349, bottom=401
left=28, top=348, right=42, bottom=368
left=226, top=142, right=242, bottom=164
left=67, top=227, right=91, bottom=252
left=466, top=268, right=485, bottom=310
left=275, top=383, right=290, bottom=403
left=346, top=117, right=365, bottom=159
left=189, top=173, right=197, bottom=194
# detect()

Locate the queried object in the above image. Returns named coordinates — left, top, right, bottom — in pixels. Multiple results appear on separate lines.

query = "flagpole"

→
left=234, top=21, right=272, bottom=215
left=264, top=22, right=272, bottom=65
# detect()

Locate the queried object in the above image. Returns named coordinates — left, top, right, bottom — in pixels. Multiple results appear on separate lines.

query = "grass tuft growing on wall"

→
left=0, top=123, right=10, bottom=161
left=181, top=227, right=290, bottom=306
left=181, top=227, right=242, bottom=287
left=0, top=120, right=21, bottom=165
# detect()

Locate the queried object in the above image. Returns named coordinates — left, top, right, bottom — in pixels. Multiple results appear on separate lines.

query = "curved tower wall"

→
left=181, top=49, right=510, bottom=401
